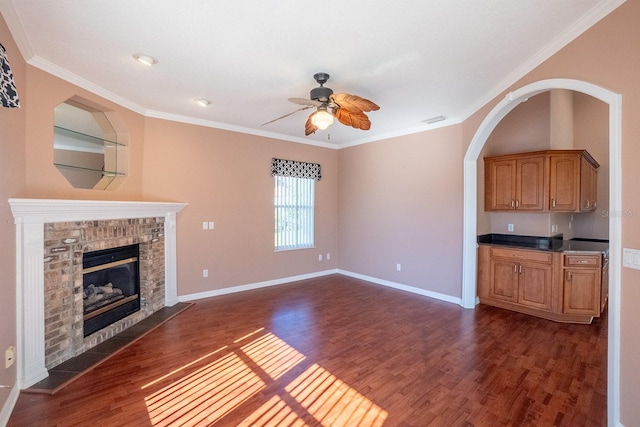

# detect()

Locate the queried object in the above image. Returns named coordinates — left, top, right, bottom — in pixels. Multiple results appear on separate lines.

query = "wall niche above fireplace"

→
left=53, top=96, right=128, bottom=190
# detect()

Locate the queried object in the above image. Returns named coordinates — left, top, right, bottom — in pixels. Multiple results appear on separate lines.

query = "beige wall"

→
left=0, top=12, right=24, bottom=408
left=142, top=118, right=338, bottom=295
left=2, top=0, right=640, bottom=423
left=337, top=125, right=464, bottom=297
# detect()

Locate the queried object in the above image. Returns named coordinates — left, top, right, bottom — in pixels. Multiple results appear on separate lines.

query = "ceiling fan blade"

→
left=261, top=105, right=315, bottom=126
left=305, top=113, right=318, bottom=136
left=289, top=97, right=322, bottom=107
left=333, top=108, right=372, bottom=131
left=331, top=93, right=379, bottom=112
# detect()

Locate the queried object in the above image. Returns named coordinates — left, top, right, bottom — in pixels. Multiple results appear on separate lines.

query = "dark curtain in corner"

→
left=0, top=43, right=20, bottom=108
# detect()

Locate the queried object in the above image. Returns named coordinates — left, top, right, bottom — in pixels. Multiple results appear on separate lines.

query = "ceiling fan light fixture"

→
left=133, top=53, right=158, bottom=66
left=311, top=109, right=334, bottom=130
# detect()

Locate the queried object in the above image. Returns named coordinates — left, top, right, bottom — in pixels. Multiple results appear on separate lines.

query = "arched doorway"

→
left=461, top=78, right=622, bottom=424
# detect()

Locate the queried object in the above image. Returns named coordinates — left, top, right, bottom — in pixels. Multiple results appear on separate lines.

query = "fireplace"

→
left=83, top=244, right=141, bottom=337
left=9, top=198, right=187, bottom=390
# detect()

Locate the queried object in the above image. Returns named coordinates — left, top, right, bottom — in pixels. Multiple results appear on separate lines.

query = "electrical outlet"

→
left=396, top=263, right=401, bottom=271
left=508, top=224, right=514, bottom=232
left=203, top=269, right=208, bottom=278
left=209, top=221, right=215, bottom=230
left=318, top=254, right=323, bottom=261
left=326, top=253, right=331, bottom=260
left=5, top=346, right=15, bottom=369
left=202, top=221, right=208, bottom=230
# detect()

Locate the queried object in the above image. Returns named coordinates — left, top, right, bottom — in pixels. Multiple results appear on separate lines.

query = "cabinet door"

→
left=562, top=268, right=600, bottom=316
left=580, top=157, right=598, bottom=211
left=549, top=155, right=580, bottom=211
left=518, top=262, right=552, bottom=311
left=486, top=159, right=516, bottom=210
left=489, top=259, right=518, bottom=302
left=515, top=156, right=545, bottom=210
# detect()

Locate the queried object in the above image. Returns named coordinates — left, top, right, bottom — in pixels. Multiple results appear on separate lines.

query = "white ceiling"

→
left=0, top=0, right=624, bottom=147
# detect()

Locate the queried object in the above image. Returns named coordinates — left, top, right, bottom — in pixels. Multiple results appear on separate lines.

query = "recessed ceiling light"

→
left=195, top=99, right=211, bottom=107
left=422, top=115, right=447, bottom=124
left=133, top=53, right=158, bottom=66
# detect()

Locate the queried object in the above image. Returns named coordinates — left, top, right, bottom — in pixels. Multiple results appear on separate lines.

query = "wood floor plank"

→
left=8, top=274, right=607, bottom=426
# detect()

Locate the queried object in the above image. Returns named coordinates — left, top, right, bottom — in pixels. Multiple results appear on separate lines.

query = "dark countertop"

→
left=478, top=234, right=609, bottom=256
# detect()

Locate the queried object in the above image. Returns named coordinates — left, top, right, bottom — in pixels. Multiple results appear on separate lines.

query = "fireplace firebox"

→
left=83, top=244, right=141, bottom=337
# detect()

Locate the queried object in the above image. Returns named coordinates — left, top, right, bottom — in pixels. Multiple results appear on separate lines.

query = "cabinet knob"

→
left=551, top=198, right=556, bottom=208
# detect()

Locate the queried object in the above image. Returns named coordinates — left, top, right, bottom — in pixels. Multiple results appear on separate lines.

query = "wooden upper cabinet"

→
left=486, top=159, right=517, bottom=210
left=485, top=154, right=545, bottom=211
left=580, top=155, right=598, bottom=211
left=549, top=154, right=580, bottom=211
left=516, top=156, right=546, bottom=210
left=485, top=150, right=598, bottom=213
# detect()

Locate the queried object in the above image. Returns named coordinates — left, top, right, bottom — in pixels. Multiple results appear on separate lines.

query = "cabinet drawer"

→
left=489, top=247, right=552, bottom=264
left=564, top=254, right=601, bottom=268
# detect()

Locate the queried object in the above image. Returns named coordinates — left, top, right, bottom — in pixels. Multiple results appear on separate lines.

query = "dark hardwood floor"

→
left=8, top=274, right=607, bottom=426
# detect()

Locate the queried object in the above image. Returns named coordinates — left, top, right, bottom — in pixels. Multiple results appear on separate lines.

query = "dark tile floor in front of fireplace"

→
left=26, top=303, right=193, bottom=395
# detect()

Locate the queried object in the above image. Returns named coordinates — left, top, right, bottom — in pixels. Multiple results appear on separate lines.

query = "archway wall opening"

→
left=461, top=79, right=621, bottom=426
left=454, top=7, right=640, bottom=425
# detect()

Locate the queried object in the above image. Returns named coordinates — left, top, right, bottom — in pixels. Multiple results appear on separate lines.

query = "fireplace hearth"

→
left=83, top=244, right=141, bottom=337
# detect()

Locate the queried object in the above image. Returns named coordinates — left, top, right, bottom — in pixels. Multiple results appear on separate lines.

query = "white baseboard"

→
left=178, top=269, right=340, bottom=302
left=337, top=269, right=463, bottom=306
left=178, top=268, right=462, bottom=308
left=0, top=384, right=20, bottom=426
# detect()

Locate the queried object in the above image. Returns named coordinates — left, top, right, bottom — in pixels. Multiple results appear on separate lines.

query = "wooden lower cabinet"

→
left=478, top=245, right=605, bottom=324
left=562, top=254, right=603, bottom=317
left=518, top=262, right=553, bottom=311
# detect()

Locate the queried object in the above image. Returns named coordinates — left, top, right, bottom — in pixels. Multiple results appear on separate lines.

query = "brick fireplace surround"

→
left=9, top=199, right=187, bottom=390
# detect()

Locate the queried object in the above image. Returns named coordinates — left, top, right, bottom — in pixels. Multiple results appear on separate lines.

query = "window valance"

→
left=0, top=43, right=20, bottom=108
left=271, top=158, right=322, bottom=181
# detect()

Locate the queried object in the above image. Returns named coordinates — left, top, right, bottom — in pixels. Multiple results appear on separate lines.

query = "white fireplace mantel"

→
left=9, top=198, right=187, bottom=389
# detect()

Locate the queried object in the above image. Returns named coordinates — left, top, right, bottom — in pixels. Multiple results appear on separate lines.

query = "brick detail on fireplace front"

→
left=43, top=217, right=165, bottom=369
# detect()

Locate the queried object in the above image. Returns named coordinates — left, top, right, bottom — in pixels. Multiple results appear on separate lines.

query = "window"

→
left=271, top=158, right=321, bottom=251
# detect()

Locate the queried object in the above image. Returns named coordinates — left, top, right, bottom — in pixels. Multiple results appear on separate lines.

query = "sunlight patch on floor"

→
left=144, top=330, right=387, bottom=426
left=241, top=332, right=306, bottom=380
left=286, top=364, right=388, bottom=427
left=141, top=346, right=228, bottom=390
left=144, top=352, right=265, bottom=426
left=236, top=395, right=310, bottom=427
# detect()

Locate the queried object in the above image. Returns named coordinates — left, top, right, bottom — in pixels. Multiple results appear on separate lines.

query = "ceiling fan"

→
left=262, top=72, right=379, bottom=136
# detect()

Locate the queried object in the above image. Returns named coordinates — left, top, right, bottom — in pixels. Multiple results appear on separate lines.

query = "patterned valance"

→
left=0, top=43, right=20, bottom=108
left=271, top=158, right=322, bottom=181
